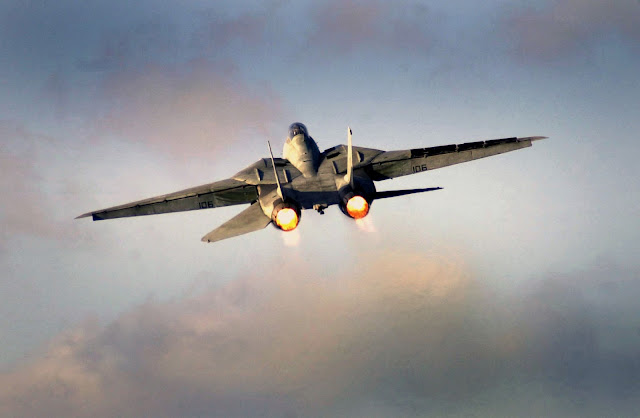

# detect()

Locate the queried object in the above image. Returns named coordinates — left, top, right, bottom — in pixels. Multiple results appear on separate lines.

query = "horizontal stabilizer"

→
left=201, top=202, right=271, bottom=243
left=375, top=187, right=442, bottom=200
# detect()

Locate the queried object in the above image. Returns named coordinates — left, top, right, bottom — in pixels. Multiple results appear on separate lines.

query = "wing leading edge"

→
left=365, top=136, right=547, bottom=180
left=76, top=131, right=546, bottom=243
left=76, top=178, right=258, bottom=221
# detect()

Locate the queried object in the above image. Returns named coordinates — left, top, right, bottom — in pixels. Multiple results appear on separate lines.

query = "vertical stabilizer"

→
left=267, top=141, right=283, bottom=198
left=345, top=126, right=354, bottom=187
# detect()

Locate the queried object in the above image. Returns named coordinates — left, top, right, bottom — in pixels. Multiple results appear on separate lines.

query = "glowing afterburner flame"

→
left=275, top=207, right=299, bottom=231
left=346, top=195, right=369, bottom=219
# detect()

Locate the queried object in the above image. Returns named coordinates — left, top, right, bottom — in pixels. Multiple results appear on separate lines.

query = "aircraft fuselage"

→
left=77, top=121, right=545, bottom=243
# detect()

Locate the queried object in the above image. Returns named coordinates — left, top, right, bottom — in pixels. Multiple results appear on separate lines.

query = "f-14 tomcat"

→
left=77, top=123, right=546, bottom=243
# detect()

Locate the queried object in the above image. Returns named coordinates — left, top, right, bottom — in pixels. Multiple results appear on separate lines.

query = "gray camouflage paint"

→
left=77, top=128, right=545, bottom=242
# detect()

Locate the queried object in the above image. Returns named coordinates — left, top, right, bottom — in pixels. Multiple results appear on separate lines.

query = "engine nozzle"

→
left=345, top=195, right=369, bottom=219
left=337, top=176, right=375, bottom=220
left=271, top=201, right=301, bottom=231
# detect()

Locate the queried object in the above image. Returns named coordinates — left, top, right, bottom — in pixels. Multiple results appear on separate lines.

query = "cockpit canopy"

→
left=283, top=122, right=320, bottom=177
left=288, top=122, right=308, bottom=139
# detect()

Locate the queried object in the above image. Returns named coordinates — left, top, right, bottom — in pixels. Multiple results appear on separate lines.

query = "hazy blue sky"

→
left=1, top=1, right=639, bottom=416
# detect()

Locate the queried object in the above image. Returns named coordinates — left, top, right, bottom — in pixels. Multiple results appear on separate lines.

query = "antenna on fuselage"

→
left=267, top=141, right=284, bottom=198
left=345, top=126, right=354, bottom=188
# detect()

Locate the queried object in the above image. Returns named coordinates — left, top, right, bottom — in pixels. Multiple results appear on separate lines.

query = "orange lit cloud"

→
left=2, top=253, right=639, bottom=416
left=0, top=251, right=473, bottom=416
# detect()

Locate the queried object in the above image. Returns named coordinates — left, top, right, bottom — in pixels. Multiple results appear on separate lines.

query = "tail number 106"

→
left=412, top=164, right=427, bottom=173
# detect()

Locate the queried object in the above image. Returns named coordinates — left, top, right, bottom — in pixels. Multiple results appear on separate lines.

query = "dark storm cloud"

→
left=2, top=252, right=638, bottom=417
left=506, top=0, right=640, bottom=62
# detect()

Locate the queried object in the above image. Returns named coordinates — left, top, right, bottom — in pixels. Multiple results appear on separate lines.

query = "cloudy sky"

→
left=1, top=0, right=639, bottom=416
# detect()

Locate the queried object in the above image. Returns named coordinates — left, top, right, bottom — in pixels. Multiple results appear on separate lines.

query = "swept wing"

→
left=77, top=130, right=546, bottom=243
left=76, top=178, right=259, bottom=221
left=365, top=136, right=547, bottom=180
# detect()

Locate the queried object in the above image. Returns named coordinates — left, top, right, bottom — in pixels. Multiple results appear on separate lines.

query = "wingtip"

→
left=522, top=136, right=548, bottom=142
left=75, top=213, right=91, bottom=220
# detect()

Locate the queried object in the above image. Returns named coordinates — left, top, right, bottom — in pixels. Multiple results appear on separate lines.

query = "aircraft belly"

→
left=287, top=175, right=340, bottom=209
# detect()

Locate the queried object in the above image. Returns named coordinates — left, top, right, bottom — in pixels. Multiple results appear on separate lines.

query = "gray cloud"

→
left=506, top=0, right=640, bottom=62
left=189, top=0, right=434, bottom=59
left=91, top=60, right=282, bottom=159
left=307, top=0, right=432, bottom=54
left=190, top=9, right=271, bottom=56
left=1, top=1, right=285, bottom=158
left=77, top=21, right=183, bottom=72
left=2, top=252, right=638, bottom=417
left=67, top=6, right=285, bottom=160
left=2, top=2, right=640, bottom=416
left=0, top=120, right=118, bottom=250
left=0, top=122, right=63, bottom=245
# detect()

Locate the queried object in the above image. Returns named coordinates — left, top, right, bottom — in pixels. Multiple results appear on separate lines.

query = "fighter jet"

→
left=77, top=123, right=546, bottom=243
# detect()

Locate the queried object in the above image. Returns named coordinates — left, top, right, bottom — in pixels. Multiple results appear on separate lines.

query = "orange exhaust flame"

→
left=275, top=207, right=299, bottom=231
left=346, top=195, right=369, bottom=219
